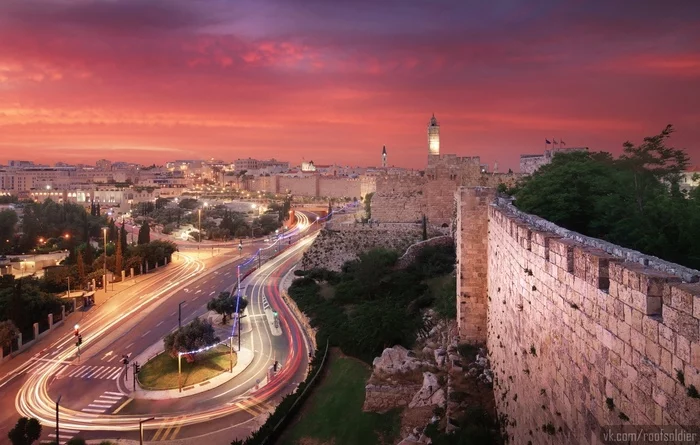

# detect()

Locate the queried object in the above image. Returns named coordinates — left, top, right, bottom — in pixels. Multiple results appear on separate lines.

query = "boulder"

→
left=373, top=345, right=423, bottom=374
left=409, top=372, right=446, bottom=408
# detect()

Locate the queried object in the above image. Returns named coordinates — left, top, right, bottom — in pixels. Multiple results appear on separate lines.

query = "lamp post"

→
left=198, top=208, right=202, bottom=246
left=178, top=352, right=183, bottom=392
left=102, top=227, right=107, bottom=291
left=55, top=395, right=62, bottom=445
left=139, top=417, right=156, bottom=445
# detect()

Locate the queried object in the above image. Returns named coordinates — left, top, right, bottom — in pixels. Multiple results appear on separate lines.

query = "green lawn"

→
left=138, top=344, right=235, bottom=390
left=281, top=353, right=401, bottom=445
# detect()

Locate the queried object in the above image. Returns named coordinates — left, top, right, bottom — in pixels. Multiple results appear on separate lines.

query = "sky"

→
left=0, top=0, right=699, bottom=171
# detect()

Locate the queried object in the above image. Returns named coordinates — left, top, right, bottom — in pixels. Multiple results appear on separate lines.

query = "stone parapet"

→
left=482, top=200, right=700, bottom=445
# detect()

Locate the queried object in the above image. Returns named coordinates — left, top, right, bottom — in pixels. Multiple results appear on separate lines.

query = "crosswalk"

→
left=81, top=391, right=126, bottom=414
left=235, top=396, right=275, bottom=417
left=63, top=365, right=124, bottom=380
left=48, top=427, right=81, bottom=444
left=24, top=358, right=125, bottom=380
left=150, top=416, right=186, bottom=441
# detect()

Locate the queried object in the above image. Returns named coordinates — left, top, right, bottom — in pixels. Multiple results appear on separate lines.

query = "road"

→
left=0, top=211, right=323, bottom=444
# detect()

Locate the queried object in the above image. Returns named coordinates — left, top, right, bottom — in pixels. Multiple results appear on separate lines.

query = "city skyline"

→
left=1, top=0, right=699, bottom=170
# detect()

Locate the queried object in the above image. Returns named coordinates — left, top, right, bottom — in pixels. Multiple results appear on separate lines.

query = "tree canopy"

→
left=207, top=291, right=248, bottom=324
left=8, top=417, right=41, bottom=445
left=510, top=125, right=699, bottom=268
left=163, top=317, right=219, bottom=362
left=289, top=244, right=456, bottom=362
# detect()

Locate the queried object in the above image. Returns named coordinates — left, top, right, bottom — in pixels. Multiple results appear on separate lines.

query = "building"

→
left=681, top=165, right=700, bottom=190
left=519, top=146, right=589, bottom=174
left=95, top=159, right=112, bottom=171
left=382, top=146, right=387, bottom=168
left=428, top=114, right=440, bottom=161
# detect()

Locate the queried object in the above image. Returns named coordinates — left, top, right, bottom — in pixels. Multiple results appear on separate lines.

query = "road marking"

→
left=88, top=403, right=113, bottom=408
left=105, top=391, right=126, bottom=396
left=105, top=355, right=117, bottom=363
left=100, top=394, right=123, bottom=400
left=125, top=342, right=134, bottom=349
left=112, top=397, right=133, bottom=414
left=209, top=291, right=216, bottom=295
left=236, top=401, right=263, bottom=417
left=108, top=368, right=123, bottom=379
left=141, top=330, right=151, bottom=338
left=156, top=320, right=164, bottom=327
left=82, top=408, right=106, bottom=413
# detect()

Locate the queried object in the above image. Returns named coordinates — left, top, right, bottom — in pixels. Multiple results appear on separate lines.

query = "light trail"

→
left=13, top=211, right=322, bottom=434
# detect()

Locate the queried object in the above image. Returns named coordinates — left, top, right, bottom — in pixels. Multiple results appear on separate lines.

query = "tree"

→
left=364, top=192, right=374, bottom=220
left=76, top=250, right=86, bottom=287
left=0, top=209, right=18, bottom=252
left=114, top=235, right=123, bottom=279
left=137, top=221, right=150, bottom=245
left=513, top=126, right=700, bottom=269
left=0, top=320, right=19, bottom=352
left=163, top=318, right=219, bottom=362
left=119, top=222, right=128, bottom=252
left=207, top=292, right=248, bottom=324
left=8, top=417, right=41, bottom=445
left=66, top=438, right=87, bottom=445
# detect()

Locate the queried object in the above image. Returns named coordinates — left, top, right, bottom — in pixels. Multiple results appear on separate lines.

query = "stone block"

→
left=691, top=342, right=700, bottom=370
left=663, top=305, right=699, bottom=343
left=664, top=282, right=700, bottom=316
left=549, top=238, right=576, bottom=272
left=612, top=263, right=681, bottom=316
left=574, top=247, right=622, bottom=291
left=658, top=324, right=675, bottom=352
left=515, top=223, right=531, bottom=251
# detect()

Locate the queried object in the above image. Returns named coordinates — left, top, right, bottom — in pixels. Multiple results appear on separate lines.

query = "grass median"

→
left=138, top=344, right=236, bottom=390
left=280, top=350, right=401, bottom=445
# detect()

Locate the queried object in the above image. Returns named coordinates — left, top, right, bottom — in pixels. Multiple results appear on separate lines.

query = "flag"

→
left=561, top=140, right=566, bottom=145
left=545, top=139, right=551, bottom=144
left=553, top=139, right=558, bottom=144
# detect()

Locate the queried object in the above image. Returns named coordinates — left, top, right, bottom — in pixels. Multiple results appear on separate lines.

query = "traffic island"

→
left=138, top=344, right=235, bottom=390
left=128, top=346, right=254, bottom=400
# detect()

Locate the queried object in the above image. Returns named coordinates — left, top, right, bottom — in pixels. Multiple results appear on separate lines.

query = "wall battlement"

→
left=456, top=187, right=700, bottom=444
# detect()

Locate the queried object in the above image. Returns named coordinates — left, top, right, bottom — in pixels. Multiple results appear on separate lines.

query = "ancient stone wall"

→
left=371, top=175, right=426, bottom=224
left=318, top=177, right=362, bottom=199
left=478, top=197, right=700, bottom=445
left=279, top=175, right=319, bottom=197
left=456, top=187, right=495, bottom=343
left=371, top=156, right=521, bottom=226
left=300, top=225, right=428, bottom=272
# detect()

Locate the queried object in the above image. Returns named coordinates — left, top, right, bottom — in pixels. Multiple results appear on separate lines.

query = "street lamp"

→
left=55, top=395, right=62, bottom=445
left=139, top=417, right=156, bottom=445
left=102, top=228, right=107, bottom=291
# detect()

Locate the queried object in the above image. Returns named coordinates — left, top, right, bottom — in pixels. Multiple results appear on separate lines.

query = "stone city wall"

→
left=457, top=188, right=700, bottom=444
left=245, top=175, right=374, bottom=199
left=279, top=175, right=319, bottom=197
left=300, top=224, right=427, bottom=272
left=318, top=177, right=365, bottom=200
left=371, top=165, right=519, bottom=226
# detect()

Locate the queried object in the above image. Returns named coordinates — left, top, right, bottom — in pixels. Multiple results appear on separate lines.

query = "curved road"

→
left=0, top=211, right=323, bottom=444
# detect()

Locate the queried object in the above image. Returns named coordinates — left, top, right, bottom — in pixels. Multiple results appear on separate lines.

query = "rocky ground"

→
left=362, top=310, right=497, bottom=444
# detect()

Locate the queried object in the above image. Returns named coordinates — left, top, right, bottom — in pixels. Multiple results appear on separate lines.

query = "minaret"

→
left=382, top=145, right=387, bottom=168
left=428, top=113, right=440, bottom=162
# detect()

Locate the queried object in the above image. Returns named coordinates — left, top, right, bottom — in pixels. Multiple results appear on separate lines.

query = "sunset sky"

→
left=1, top=0, right=699, bottom=171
